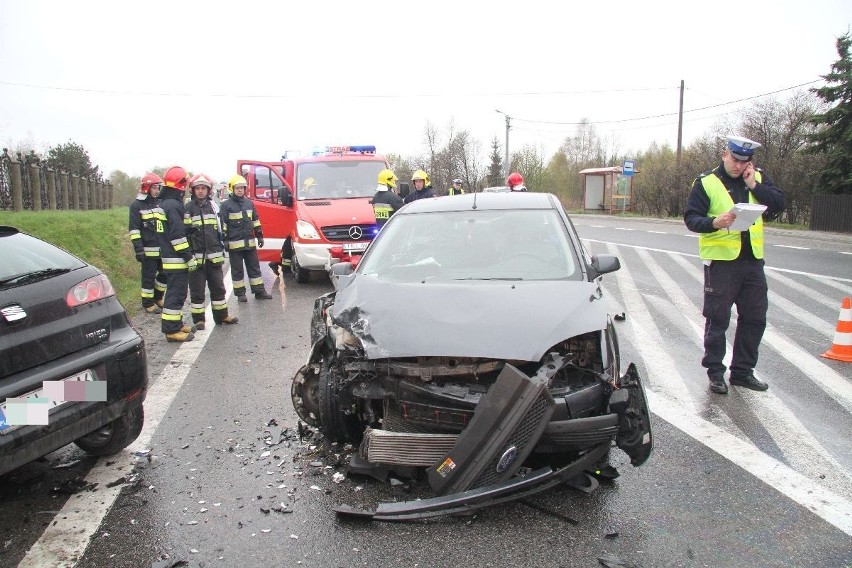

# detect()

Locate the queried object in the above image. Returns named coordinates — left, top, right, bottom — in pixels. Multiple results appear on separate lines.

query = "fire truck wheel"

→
left=292, top=256, right=310, bottom=284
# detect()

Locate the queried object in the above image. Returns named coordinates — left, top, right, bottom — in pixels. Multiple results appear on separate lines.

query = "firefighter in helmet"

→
left=403, top=169, right=434, bottom=203
left=128, top=173, right=167, bottom=314
left=185, top=173, right=239, bottom=329
left=372, top=168, right=404, bottom=229
left=156, top=166, right=197, bottom=342
left=219, top=174, right=273, bottom=301
left=507, top=172, right=527, bottom=192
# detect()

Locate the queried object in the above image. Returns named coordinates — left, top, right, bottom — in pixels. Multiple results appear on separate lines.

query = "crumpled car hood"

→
left=330, top=276, right=608, bottom=361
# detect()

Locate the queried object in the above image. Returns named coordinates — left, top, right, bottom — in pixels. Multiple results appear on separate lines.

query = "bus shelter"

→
left=579, top=166, right=636, bottom=214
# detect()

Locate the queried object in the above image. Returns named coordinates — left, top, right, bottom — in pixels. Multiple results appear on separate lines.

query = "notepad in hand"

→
left=728, top=203, right=767, bottom=231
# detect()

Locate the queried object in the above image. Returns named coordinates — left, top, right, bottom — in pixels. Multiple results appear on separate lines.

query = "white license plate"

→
left=342, top=242, right=369, bottom=252
left=0, top=369, right=97, bottom=434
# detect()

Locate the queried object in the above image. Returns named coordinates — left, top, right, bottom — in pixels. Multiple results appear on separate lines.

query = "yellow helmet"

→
left=377, top=168, right=397, bottom=188
left=303, top=177, right=317, bottom=189
left=228, top=174, right=247, bottom=194
left=411, top=169, right=429, bottom=185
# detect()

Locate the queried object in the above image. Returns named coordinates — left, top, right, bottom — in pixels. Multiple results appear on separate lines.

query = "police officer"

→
left=157, top=166, right=197, bottom=342
left=372, top=168, right=404, bottom=229
left=403, top=170, right=434, bottom=203
left=128, top=173, right=167, bottom=314
left=219, top=175, right=273, bottom=301
left=186, top=173, right=239, bottom=329
left=684, top=135, right=785, bottom=394
left=448, top=178, right=465, bottom=195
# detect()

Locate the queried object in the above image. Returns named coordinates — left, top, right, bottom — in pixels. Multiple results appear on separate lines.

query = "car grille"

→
left=320, top=224, right=373, bottom=242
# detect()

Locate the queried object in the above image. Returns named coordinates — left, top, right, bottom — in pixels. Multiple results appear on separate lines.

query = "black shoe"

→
left=709, top=376, right=728, bottom=394
left=237, top=295, right=248, bottom=303
left=268, top=262, right=280, bottom=276
left=255, top=291, right=273, bottom=300
left=730, top=374, right=768, bottom=391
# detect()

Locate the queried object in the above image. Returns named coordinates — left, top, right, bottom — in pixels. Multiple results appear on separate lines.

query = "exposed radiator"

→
left=361, top=428, right=459, bottom=467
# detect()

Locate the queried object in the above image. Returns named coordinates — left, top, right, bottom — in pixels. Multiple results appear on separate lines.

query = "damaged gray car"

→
left=291, top=192, right=652, bottom=520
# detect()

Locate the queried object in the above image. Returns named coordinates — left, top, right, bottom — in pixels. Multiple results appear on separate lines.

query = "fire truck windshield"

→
left=297, top=160, right=386, bottom=200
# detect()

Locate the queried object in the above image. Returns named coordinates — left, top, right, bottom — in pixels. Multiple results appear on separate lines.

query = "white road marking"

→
left=774, top=245, right=810, bottom=250
left=19, top=273, right=234, bottom=568
left=648, top=391, right=852, bottom=536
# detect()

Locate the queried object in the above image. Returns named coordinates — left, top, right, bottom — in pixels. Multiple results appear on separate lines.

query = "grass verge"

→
left=0, top=208, right=140, bottom=311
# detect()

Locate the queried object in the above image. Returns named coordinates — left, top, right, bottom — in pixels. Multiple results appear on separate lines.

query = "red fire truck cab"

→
left=237, top=145, right=388, bottom=283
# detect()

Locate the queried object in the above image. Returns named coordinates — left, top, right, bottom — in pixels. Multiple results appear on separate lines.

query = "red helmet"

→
left=140, top=172, right=163, bottom=194
left=163, top=166, right=190, bottom=190
left=506, top=172, right=525, bottom=189
left=189, top=173, right=214, bottom=190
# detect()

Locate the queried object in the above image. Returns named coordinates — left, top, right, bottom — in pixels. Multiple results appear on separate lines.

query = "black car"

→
left=292, top=193, right=652, bottom=520
left=0, top=226, right=147, bottom=476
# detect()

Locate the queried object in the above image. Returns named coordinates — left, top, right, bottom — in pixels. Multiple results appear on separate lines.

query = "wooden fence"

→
left=0, top=149, right=114, bottom=212
left=810, top=194, right=852, bottom=233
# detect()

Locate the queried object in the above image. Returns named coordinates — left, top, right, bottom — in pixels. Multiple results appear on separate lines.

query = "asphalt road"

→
left=1, top=215, right=851, bottom=568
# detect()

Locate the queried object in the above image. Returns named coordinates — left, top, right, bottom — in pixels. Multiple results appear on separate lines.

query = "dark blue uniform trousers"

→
left=702, top=258, right=768, bottom=380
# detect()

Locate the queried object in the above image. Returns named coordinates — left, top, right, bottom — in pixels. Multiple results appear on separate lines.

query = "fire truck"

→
left=237, top=145, right=389, bottom=283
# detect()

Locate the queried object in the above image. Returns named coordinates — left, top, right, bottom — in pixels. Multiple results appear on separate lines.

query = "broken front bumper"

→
left=334, top=442, right=610, bottom=521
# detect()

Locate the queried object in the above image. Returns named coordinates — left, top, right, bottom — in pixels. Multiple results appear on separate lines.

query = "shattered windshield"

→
left=296, top=160, right=385, bottom=200
left=358, top=209, right=580, bottom=282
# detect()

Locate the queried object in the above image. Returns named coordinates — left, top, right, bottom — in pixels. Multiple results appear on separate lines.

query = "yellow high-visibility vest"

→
left=698, top=171, right=764, bottom=260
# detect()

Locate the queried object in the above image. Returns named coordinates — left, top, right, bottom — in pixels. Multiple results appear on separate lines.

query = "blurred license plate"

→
left=342, top=242, right=369, bottom=253
left=0, top=369, right=96, bottom=434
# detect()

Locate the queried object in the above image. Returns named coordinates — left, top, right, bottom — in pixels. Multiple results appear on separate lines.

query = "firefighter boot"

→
left=218, top=316, right=239, bottom=325
left=145, top=305, right=162, bottom=314
left=180, top=324, right=198, bottom=334
left=237, top=295, right=248, bottom=303
left=166, top=331, right=195, bottom=342
left=255, top=291, right=273, bottom=300
left=195, top=321, right=206, bottom=331
left=155, top=299, right=164, bottom=309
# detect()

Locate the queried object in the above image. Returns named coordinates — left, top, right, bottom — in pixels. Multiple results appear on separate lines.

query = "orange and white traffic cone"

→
left=822, top=297, right=852, bottom=363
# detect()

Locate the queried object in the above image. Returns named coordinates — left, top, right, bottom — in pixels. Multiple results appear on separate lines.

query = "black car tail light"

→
left=66, top=274, right=115, bottom=307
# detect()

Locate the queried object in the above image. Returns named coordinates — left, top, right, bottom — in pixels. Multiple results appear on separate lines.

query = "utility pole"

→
left=495, top=110, right=511, bottom=179
left=676, top=80, right=684, bottom=167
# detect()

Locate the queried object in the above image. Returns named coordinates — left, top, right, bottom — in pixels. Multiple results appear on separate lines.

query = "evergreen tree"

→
left=45, top=140, right=100, bottom=179
left=486, top=137, right=503, bottom=186
left=807, top=33, right=852, bottom=194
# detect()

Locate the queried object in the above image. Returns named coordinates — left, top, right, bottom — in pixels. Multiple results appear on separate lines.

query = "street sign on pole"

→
left=622, top=160, right=635, bottom=177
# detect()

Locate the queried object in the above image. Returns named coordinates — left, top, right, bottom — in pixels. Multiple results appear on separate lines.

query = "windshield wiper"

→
left=454, top=277, right=523, bottom=281
left=0, top=268, right=72, bottom=286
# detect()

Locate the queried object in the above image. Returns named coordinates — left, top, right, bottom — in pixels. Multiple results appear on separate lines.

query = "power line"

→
left=0, top=80, right=679, bottom=100
left=512, top=80, right=822, bottom=126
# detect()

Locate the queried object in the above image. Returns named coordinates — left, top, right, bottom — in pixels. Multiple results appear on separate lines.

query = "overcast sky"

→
left=1, top=0, right=850, bottom=182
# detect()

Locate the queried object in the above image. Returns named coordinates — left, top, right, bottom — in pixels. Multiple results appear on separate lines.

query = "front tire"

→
left=292, top=255, right=310, bottom=284
left=74, top=405, right=144, bottom=456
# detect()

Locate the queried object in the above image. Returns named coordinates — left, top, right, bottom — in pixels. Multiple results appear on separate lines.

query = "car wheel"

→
left=317, top=359, right=358, bottom=443
left=74, top=405, right=144, bottom=457
left=292, top=256, right=310, bottom=284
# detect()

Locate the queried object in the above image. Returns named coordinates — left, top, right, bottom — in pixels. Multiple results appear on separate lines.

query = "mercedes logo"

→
left=348, top=226, right=363, bottom=240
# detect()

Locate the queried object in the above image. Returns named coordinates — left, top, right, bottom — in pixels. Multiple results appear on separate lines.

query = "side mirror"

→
left=330, top=262, right=355, bottom=291
left=588, top=254, right=621, bottom=280
left=280, top=188, right=293, bottom=207
left=398, top=182, right=410, bottom=199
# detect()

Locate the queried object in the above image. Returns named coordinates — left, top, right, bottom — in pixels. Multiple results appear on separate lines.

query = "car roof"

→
left=399, top=192, right=557, bottom=214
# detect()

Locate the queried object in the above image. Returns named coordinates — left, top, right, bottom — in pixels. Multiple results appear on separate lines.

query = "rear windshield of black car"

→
left=0, top=231, right=86, bottom=284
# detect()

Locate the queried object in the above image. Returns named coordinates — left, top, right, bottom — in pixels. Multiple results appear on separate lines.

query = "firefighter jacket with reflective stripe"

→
left=185, top=197, right=225, bottom=264
left=219, top=195, right=262, bottom=251
left=372, top=187, right=405, bottom=228
left=156, top=190, right=192, bottom=271
left=698, top=170, right=764, bottom=261
left=128, top=194, right=163, bottom=258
